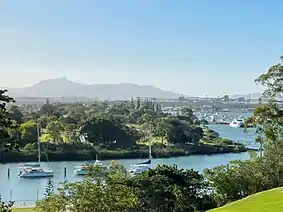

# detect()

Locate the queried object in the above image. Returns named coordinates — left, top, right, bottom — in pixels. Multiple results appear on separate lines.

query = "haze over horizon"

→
left=1, top=0, right=282, bottom=96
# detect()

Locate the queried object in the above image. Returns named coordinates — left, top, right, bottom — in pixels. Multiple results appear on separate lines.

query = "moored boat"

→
left=19, top=123, right=54, bottom=178
left=128, top=128, right=153, bottom=176
left=19, top=167, right=54, bottom=178
left=74, top=156, right=105, bottom=175
left=229, top=119, right=245, bottom=128
left=128, top=159, right=152, bottom=176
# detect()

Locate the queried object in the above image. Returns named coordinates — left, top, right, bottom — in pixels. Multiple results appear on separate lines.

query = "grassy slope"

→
left=208, top=187, right=283, bottom=212
left=13, top=208, right=33, bottom=212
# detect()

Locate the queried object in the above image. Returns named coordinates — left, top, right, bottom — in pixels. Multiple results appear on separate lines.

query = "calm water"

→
left=0, top=124, right=257, bottom=203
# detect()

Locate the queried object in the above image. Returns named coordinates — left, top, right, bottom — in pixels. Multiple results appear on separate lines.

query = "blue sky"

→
left=1, top=0, right=282, bottom=96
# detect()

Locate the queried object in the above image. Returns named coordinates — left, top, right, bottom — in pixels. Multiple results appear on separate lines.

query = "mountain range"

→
left=5, top=77, right=179, bottom=100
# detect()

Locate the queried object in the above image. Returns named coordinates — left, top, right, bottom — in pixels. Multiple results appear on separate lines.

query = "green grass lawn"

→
left=13, top=208, right=34, bottom=212
left=208, top=187, right=283, bottom=212
left=137, top=136, right=168, bottom=146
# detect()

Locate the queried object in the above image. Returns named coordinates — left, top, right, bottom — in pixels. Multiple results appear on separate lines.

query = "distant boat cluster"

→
left=18, top=126, right=153, bottom=179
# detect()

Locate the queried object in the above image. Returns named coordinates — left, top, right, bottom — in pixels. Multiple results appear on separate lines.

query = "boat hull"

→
left=19, top=167, right=54, bottom=178
left=19, top=172, right=54, bottom=178
left=229, top=123, right=244, bottom=128
left=74, top=169, right=87, bottom=175
left=74, top=160, right=105, bottom=176
left=128, top=164, right=151, bottom=176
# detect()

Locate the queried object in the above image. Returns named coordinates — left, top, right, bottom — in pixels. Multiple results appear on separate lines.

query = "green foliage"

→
left=80, top=114, right=138, bottom=148
left=7, top=105, right=23, bottom=124
left=0, top=195, right=14, bottom=212
left=20, top=120, right=37, bottom=146
left=245, top=57, right=283, bottom=151
left=0, top=88, right=235, bottom=154
left=44, top=179, right=54, bottom=199
left=128, top=165, right=216, bottom=212
left=46, top=121, right=64, bottom=143
left=0, top=89, right=16, bottom=149
left=36, top=164, right=216, bottom=212
left=0, top=90, right=241, bottom=163
left=36, top=164, right=138, bottom=212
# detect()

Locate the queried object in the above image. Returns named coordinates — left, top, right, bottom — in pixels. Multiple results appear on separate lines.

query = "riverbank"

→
left=0, top=143, right=256, bottom=163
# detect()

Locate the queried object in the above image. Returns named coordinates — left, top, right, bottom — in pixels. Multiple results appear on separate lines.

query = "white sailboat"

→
left=19, top=123, right=54, bottom=178
left=74, top=155, right=105, bottom=176
left=128, top=128, right=152, bottom=176
left=229, top=119, right=245, bottom=128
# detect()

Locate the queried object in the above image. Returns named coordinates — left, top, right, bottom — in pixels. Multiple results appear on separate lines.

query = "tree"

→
left=36, top=164, right=138, bottom=212
left=7, top=122, right=21, bottom=148
left=46, top=121, right=64, bottom=143
left=7, top=105, right=23, bottom=124
left=165, top=117, right=203, bottom=145
left=154, top=118, right=170, bottom=144
left=136, top=97, right=141, bottom=109
left=39, top=103, right=55, bottom=116
left=80, top=115, right=137, bottom=148
left=128, top=165, right=216, bottom=212
left=37, top=115, right=50, bottom=129
left=246, top=56, right=283, bottom=150
left=222, top=95, right=229, bottom=103
left=255, top=56, right=283, bottom=98
left=20, top=120, right=37, bottom=146
left=180, top=107, right=197, bottom=124
left=44, top=179, right=54, bottom=199
left=0, top=90, right=16, bottom=149
left=204, top=143, right=283, bottom=207
left=204, top=159, right=261, bottom=206
left=0, top=195, right=14, bottom=212
left=64, top=124, right=78, bottom=142
left=206, top=56, right=283, bottom=206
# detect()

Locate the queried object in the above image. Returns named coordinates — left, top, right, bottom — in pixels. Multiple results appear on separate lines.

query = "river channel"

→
left=0, top=124, right=257, bottom=205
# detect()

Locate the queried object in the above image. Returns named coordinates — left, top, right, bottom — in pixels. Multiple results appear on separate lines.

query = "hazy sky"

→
left=1, top=0, right=282, bottom=97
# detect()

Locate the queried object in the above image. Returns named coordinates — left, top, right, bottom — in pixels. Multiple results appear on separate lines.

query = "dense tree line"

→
left=36, top=164, right=216, bottom=212
left=0, top=93, right=230, bottom=157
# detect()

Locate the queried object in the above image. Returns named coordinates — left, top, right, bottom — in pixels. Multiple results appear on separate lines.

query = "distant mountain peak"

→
left=7, top=78, right=179, bottom=100
left=37, top=77, right=76, bottom=85
left=56, top=76, right=70, bottom=82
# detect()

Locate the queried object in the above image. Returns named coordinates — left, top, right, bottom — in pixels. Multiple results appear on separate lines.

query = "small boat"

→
left=19, top=123, right=54, bottom=178
left=229, top=119, right=245, bottom=128
left=74, top=156, right=105, bottom=176
left=128, top=128, right=153, bottom=176
left=18, top=167, right=54, bottom=178
left=128, top=159, right=152, bottom=176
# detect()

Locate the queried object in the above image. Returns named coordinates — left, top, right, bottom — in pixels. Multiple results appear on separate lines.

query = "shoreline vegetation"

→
left=0, top=142, right=255, bottom=163
left=0, top=126, right=256, bottom=163
left=0, top=91, right=256, bottom=163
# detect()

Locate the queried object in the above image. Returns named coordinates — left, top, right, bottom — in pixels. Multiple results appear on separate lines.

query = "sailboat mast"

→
left=149, top=144, right=152, bottom=160
left=149, top=126, right=152, bottom=160
left=37, top=123, right=41, bottom=163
